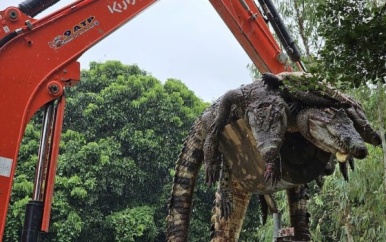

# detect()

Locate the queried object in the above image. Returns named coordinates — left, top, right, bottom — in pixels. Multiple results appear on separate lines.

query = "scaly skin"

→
left=203, top=78, right=290, bottom=186
left=270, top=71, right=382, bottom=146
left=167, top=76, right=291, bottom=242
left=211, top=179, right=251, bottom=242
left=345, top=104, right=381, bottom=146
left=216, top=106, right=369, bottom=216
left=166, top=118, right=205, bottom=241
left=167, top=72, right=380, bottom=241
left=204, top=71, right=379, bottom=187
left=297, top=107, right=368, bottom=161
left=206, top=106, right=375, bottom=241
left=211, top=129, right=333, bottom=242
left=166, top=110, right=348, bottom=242
left=262, top=72, right=345, bottom=112
left=211, top=106, right=377, bottom=241
left=287, top=185, right=311, bottom=241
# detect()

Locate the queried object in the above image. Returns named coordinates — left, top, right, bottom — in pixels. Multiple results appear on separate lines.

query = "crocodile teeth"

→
left=336, top=152, right=348, bottom=162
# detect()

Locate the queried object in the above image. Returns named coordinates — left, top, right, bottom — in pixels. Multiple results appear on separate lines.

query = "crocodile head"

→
left=246, top=94, right=289, bottom=162
left=297, top=107, right=368, bottom=162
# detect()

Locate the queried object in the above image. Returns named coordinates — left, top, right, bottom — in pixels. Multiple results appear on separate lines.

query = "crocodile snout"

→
left=351, top=144, right=368, bottom=159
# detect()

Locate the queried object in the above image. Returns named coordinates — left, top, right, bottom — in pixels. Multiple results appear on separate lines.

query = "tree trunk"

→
left=292, top=0, right=311, bottom=57
left=376, top=81, right=386, bottom=192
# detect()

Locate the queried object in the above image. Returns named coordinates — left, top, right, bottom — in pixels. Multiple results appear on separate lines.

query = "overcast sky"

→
left=1, top=0, right=254, bottom=101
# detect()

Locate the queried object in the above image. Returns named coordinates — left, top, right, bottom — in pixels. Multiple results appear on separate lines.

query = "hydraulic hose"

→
left=0, top=31, right=18, bottom=49
left=257, top=0, right=302, bottom=63
left=18, top=0, right=60, bottom=17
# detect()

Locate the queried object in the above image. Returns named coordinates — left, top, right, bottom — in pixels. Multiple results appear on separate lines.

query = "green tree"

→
left=248, top=1, right=386, bottom=240
left=5, top=61, right=208, bottom=241
left=4, top=123, right=40, bottom=241
left=273, top=0, right=322, bottom=57
left=62, top=61, right=207, bottom=241
left=309, top=146, right=386, bottom=241
left=248, top=0, right=321, bottom=77
left=316, top=0, right=386, bottom=87
left=315, top=0, right=386, bottom=189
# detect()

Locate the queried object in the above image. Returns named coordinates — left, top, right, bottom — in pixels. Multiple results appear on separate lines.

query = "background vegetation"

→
left=4, top=0, right=386, bottom=241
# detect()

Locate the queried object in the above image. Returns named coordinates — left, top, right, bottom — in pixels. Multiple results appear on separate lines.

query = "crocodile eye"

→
left=259, top=103, right=271, bottom=108
left=277, top=103, right=285, bottom=109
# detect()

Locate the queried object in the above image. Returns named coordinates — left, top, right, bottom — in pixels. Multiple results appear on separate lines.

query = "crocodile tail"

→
left=166, top=120, right=205, bottom=242
left=210, top=179, right=251, bottom=242
left=286, top=185, right=311, bottom=241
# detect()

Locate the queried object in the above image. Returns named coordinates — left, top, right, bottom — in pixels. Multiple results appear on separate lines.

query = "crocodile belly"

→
left=219, top=119, right=329, bottom=194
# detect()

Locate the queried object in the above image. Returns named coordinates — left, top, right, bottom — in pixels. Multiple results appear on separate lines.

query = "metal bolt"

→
left=25, top=20, right=33, bottom=30
left=276, top=52, right=289, bottom=64
left=49, top=84, right=60, bottom=94
left=9, top=10, right=17, bottom=20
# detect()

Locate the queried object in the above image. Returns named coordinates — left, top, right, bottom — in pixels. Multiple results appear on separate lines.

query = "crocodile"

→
left=211, top=107, right=374, bottom=241
left=202, top=77, right=290, bottom=187
left=202, top=71, right=367, bottom=187
left=268, top=71, right=381, bottom=146
left=166, top=76, right=291, bottom=241
left=211, top=131, right=346, bottom=241
left=166, top=72, right=381, bottom=241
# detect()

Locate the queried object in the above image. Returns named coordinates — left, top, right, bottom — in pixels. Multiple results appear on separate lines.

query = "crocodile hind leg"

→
left=216, top=157, right=233, bottom=219
left=287, top=185, right=311, bottom=241
left=210, top=178, right=251, bottom=242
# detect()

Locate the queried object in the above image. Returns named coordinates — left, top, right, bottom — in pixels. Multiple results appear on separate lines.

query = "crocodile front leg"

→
left=204, top=89, right=244, bottom=185
left=264, top=157, right=282, bottom=186
left=287, top=185, right=311, bottom=241
left=247, top=95, right=289, bottom=187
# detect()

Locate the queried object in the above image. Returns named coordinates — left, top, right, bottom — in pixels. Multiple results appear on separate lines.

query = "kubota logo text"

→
left=108, top=0, right=136, bottom=14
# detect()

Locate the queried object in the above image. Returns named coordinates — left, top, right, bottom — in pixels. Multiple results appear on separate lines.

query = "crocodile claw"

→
left=339, top=161, right=349, bottom=181
left=205, top=161, right=220, bottom=186
left=264, top=162, right=281, bottom=187
left=220, top=195, right=233, bottom=219
left=348, top=156, right=355, bottom=171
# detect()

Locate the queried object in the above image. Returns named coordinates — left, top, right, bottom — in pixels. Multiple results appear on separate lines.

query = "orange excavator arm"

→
left=0, top=0, right=301, bottom=241
left=210, top=0, right=286, bottom=73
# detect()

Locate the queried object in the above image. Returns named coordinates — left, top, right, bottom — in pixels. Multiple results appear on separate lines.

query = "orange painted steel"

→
left=41, top=97, right=65, bottom=232
left=210, top=0, right=291, bottom=74
left=0, top=0, right=157, bottom=237
left=0, top=0, right=288, bottom=238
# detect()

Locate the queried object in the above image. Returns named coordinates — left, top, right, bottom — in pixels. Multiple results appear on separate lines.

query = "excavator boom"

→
left=0, top=0, right=299, bottom=240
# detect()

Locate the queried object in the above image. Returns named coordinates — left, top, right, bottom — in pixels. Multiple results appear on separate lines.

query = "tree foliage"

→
left=273, top=0, right=322, bottom=57
left=5, top=61, right=209, bottom=241
left=316, top=0, right=386, bottom=87
left=309, top=145, right=386, bottom=242
left=5, top=0, right=386, bottom=240
left=248, top=1, right=386, bottom=240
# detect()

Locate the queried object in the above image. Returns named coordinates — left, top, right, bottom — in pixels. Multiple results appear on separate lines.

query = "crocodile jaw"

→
left=336, top=152, right=348, bottom=162
left=309, top=119, right=347, bottom=155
